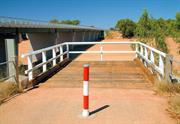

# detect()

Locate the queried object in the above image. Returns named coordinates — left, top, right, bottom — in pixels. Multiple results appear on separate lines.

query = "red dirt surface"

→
left=0, top=88, right=175, bottom=124
left=165, top=37, right=180, bottom=71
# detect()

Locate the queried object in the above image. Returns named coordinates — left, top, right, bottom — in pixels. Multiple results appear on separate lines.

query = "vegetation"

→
left=115, top=19, right=136, bottom=38
left=0, top=82, right=18, bottom=104
left=116, top=9, right=180, bottom=53
left=154, top=80, right=180, bottom=121
left=168, top=95, right=180, bottom=120
left=154, top=81, right=180, bottom=95
left=50, top=19, right=80, bottom=25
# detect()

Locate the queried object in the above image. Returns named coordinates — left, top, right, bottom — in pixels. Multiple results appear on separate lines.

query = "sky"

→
left=0, top=0, right=179, bottom=29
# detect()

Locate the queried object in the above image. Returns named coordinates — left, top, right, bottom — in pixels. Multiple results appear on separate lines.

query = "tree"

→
left=49, top=19, right=80, bottom=25
left=115, top=19, right=136, bottom=38
left=135, top=9, right=153, bottom=39
left=60, top=20, right=80, bottom=25
left=135, top=9, right=168, bottom=52
left=175, top=12, right=180, bottom=30
left=49, top=19, right=59, bottom=24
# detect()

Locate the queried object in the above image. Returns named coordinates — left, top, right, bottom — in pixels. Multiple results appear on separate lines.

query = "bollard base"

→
left=82, top=109, right=89, bottom=117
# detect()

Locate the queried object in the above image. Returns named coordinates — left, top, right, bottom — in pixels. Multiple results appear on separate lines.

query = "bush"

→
left=168, top=95, right=180, bottom=120
left=116, top=19, right=136, bottom=38
left=0, top=82, right=18, bottom=104
left=154, top=80, right=180, bottom=95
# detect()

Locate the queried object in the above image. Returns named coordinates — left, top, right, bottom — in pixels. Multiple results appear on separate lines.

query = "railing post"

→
left=135, top=43, right=138, bottom=58
left=66, top=44, right=69, bottom=59
left=165, top=54, right=173, bottom=83
left=144, top=47, right=148, bottom=67
left=150, top=50, right=155, bottom=64
left=60, top=45, right=63, bottom=62
left=159, top=54, right=164, bottom=77
left=27, top=55, right=33, bottom=81
left=42, top=51, right=47, bottom=72
left=140, top=45, right=143, bottom=62
left=100, top=44, right=103, bottom=61
left=52, top=48, right=56, bottom=66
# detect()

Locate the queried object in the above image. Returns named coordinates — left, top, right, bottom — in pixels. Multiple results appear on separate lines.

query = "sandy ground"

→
left=165, top=37, right=180, bottom=71
left=0, top=88, right=175, bottom=124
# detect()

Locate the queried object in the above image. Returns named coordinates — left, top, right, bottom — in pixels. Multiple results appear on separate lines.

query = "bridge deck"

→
left=41, top=60, right=152, bottom=89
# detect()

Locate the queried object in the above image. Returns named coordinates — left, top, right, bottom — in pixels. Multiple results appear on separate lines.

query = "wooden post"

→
left=135, top=43, right=138, bottom=58
left=52, top=48, right=56, bottom=66
left=159, top=54, right=164, bottom=77
left=165, top=54, right=173, bottom=83
left=140, top=45, right=143, bottom=62
left=27, top=55, right=33, bottom=81
left=150, top=50, right=154, bottom=64
left=66, top=44, right=69, bottom=59
left=42, top=51, right=47, bottom=72
left=150, top=50, right=155, bottom=74
left=60, top=45, right=63, bottom=62
left=144, top=47, right=148, bottom=67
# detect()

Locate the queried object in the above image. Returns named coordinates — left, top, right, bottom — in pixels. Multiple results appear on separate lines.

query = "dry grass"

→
left=0, top=82, right=19, bottom=104
left=154, top=80, right=180, bottom=121
left=168, top=95, right=180, bottom=120
left=154, top=80, right=180, bottom=95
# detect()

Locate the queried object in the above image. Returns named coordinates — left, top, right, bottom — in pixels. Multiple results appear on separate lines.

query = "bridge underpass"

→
left=0, top=40, right=176, bottom=124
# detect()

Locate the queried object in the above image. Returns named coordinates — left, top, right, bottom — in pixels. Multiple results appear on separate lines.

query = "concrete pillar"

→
left=165, top=54, right=173, bottom=83
left=71, top=32, right=76, bottom=50
left=82, top=32, right=85, bottom=42
left=88, top=32, right=91, bottom=41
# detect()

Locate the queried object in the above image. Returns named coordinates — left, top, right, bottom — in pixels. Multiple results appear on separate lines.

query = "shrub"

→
left=154, top=80, right=180, bottom=95
left=116, top=19, right=136, bottom=38
left=168, top=95, right=180, bottom=120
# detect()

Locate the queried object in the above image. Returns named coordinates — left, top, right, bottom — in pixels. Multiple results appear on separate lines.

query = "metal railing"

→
left=22, top=41, right=167, bottom=81
left=0, top=60, right=15, bottom=82
left=0, top=16, right=101, bottom=30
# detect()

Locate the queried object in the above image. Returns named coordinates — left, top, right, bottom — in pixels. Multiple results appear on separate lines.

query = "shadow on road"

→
left=90, top=105, right=110, bottom=116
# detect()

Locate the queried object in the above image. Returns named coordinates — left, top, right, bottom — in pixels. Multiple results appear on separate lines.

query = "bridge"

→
left=0, top=17, right=179, bottom=124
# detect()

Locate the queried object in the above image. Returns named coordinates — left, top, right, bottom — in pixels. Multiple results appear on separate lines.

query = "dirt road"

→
left=0, top=88, right=175, bottom=124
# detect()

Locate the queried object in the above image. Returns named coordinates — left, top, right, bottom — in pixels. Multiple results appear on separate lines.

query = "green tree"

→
left=115, top=19, right=136, bottom=38
left=135, top=9, right=153, bottom=39
left=175, top=12, right=180, bottom=30
left=135, top=9, right=168, bottom=53
left=49, top=19, right=59, bottom=24
left=49, top=19, right=80, bottom=25
left=60, top=20, right=80, bottom=25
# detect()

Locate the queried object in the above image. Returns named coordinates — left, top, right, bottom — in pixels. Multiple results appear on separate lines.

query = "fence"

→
left=22, top=41, right=168, bottom=82
left=0, top=60, right=16, bottom=82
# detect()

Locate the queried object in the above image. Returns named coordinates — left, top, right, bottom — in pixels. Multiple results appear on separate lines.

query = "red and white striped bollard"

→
left=82, top=64, right=89, bottom=117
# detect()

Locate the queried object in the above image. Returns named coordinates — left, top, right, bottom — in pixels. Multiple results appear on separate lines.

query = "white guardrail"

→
left=22, top=41, right=166, bottom=81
